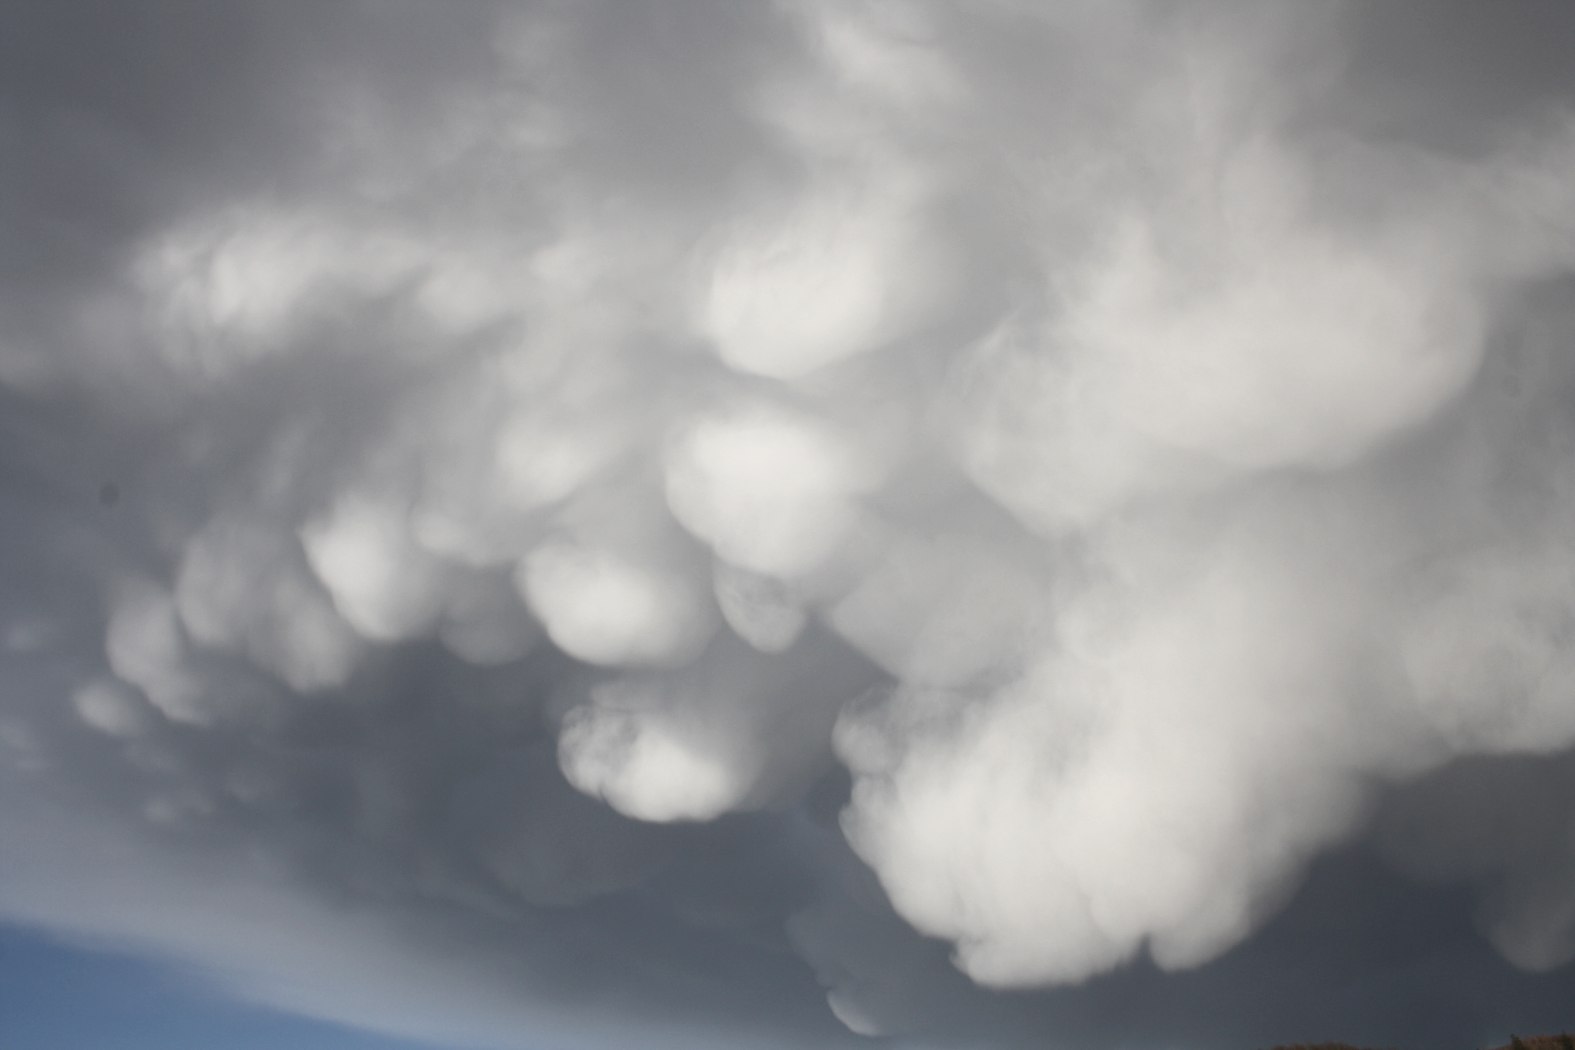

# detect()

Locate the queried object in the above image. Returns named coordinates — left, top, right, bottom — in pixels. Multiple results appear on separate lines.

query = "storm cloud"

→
left=3, top=2, right=1575, bottom=1048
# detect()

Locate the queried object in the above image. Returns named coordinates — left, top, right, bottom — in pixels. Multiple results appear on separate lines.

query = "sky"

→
left=2, top=2, right=1575, bottom=1049
left=0, top=922, right=465, bottom=1050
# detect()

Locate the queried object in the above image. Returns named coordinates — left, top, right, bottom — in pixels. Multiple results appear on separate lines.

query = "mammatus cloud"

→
left=4, top=1, right=1575, bottom=1047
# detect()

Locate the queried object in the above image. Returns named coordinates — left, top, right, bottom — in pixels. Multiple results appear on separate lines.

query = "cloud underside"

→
left=3, top=2, right=1575, bottom=1048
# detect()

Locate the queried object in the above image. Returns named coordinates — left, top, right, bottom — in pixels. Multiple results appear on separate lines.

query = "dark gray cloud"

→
left=2, top=3, right=1575, bottom=1049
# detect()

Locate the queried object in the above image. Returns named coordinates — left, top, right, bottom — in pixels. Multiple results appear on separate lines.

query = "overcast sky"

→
left=3, top=3, right=1575, bottom=1048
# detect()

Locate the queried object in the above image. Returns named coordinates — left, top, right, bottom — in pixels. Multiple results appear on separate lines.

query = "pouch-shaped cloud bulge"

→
left=302, top=492, right=457, bottom=644
left=6, top=1, right=1575, bottom=1049
left=558, top=633, right=877, bottom=822
left=71, top=677, right=155, bottom=739
left=180, top=512, right=367, bottom=690
left=519, top=537, right=716, bottom=667
left=698, top=171, right=953, bottom=380
left=665, top=401, right=879, bottom=578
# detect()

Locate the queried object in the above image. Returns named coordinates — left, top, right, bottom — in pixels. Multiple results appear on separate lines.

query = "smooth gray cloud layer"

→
left=3, top=3, right=1575, bottom=1048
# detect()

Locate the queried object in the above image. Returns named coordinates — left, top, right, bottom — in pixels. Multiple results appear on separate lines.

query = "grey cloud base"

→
left=3, top=2, right=1575, bottom=1048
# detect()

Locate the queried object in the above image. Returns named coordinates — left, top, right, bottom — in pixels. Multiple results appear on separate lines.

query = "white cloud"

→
left=6, top=2, right=1575, bottom=1046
